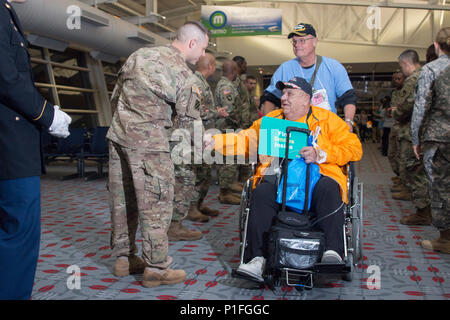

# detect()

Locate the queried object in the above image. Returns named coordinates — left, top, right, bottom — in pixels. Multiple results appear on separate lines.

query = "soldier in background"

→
left=245, top=75, right=260, bottom=123
left=391, top=50, right=431, bottom=225
left=191, top=53, right=228, bottom=219
left=411, top=27, right=450, bottom=253
left=215, top=60, right=242, bottom=205
left=388, top=71, right=406, bottom=193
left=106, top=21, right=209, bottom=288
left=168, top=82, right=206, bottom=239
left=233, top=56, right=253, bottom=188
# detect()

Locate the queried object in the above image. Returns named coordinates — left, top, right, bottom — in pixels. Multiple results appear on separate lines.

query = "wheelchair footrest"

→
left=231, top=268, right=265, bottom=285
left=313, top=262, right=351, bottom=274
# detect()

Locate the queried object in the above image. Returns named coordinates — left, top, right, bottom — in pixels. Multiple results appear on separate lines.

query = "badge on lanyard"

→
left=311, top=88, right=331, bottom=111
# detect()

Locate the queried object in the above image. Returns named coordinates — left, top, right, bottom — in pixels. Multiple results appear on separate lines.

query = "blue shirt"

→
left=265, top=56, right=353, bottom=114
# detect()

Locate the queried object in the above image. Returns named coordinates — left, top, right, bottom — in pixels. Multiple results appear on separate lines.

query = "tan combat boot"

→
left=390, top=180, right=405, bottom=193
left=199, top=205, right=220, bottom=217
left=391, top=189, right=412, bottom=201
left=400, top=206, right=432, bottom=226
left=186, top=204, right=209, bottom=222
left=113, top=255, right=146, bottom=277
left=391, top=176, right=401, bottom=183
left=219, top=188, right=241, bottom=205
left=421, top=229, right=450, bottom=254
left=230, top=182, right=244, bottom=194
left=142, top=267, right=186, bottom=288
left=167, top=221, right=203, bottom=241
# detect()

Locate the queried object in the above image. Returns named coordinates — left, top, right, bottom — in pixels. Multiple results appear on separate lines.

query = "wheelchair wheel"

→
left=342, top=252, right=354, bottom=282
left=351, top=177, right=364, bottom=263
left=238, top=179, right=252, bottom=263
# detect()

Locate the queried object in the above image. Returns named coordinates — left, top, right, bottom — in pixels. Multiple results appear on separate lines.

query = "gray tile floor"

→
left=31, top=142, right=450, bottom=300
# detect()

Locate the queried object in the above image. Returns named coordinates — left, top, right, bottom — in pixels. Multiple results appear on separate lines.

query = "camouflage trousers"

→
left=108, top=141, right=174, bottom=268
left=194, top=163, right=212, bottom=206
left=238, top=164, right=252, bottom=183
left=399, top=139, right=430, bottom=209
left=388, top=125, right=400, bottom=176
left=218, top=163, right=237, bottom=190
left=423, top=142, right=450, bottom=231
left=172, top=164, right=199, bottom=222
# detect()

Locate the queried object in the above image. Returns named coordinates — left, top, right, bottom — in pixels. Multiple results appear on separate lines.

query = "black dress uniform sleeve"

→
left=0, top=4, right=54, bottom=128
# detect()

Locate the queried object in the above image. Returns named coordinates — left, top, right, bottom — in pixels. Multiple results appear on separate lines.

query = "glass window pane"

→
left=27, top=44, right=44, bottom=59
left=53, top=68, right=92, bottom=89
left=104, top=74, right=118, bottom=92
left=69, top=114, right=98, bottom=129
left=36, top=87, right=55, bottom=105
left=48, top=47, right=87, bottom=68
left=102, top=61, right=122, bottom=75
left=31, top=62, right=50, bottom=83
left=58, top=90, right=95, bottom=110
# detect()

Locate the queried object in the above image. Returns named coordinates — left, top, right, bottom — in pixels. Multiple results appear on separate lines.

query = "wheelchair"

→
left=232, top=128, right=364, bottom=290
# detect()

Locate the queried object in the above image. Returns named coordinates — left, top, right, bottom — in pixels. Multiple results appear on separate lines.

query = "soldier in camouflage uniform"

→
left=215, top=60, right=242, bottom=205
left=245, top=75, right=261, bottom=124
left=168, top=90, right=206, bottom=240
left=232, top=56, right=259, bottom=188
left=191, top=53, right=228, bottom=218
left=411, top=27, right=450, bottom=253
left=233, top=56, right=253, bottom=188
left=106, top=21, right=209, bottom=287
left=390, top=50, right=430, bottom=225
left=388, top=71, right=406, bottom=193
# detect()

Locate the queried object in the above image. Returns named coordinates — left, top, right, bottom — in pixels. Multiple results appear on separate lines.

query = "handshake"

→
left=203, top=133, right=215, bottom=150
left=48, top=105, right=72, bottom=139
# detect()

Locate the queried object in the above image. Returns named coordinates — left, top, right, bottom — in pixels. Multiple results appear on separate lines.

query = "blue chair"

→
left=77, top=126, right=109, bottom=181
left=43, top=128, right=87, bottom=180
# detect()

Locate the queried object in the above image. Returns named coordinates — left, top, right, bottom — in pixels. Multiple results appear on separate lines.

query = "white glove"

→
left=49, top=105, right=72, bottom=139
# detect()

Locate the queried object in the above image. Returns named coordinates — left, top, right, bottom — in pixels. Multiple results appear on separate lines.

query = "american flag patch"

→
left=223, top=89, right=231, bottom=95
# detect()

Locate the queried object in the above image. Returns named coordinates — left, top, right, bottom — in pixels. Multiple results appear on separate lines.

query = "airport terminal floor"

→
left=31, top=142, right=450, bottom=300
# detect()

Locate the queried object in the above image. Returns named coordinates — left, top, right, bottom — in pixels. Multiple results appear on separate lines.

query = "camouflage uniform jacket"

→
left=107, top=45, right=200, bottom=152
left=411, top=54, right=450, bottom=146
left=392, top=67, right=421, bottom=141
left=193, top=71, right=217, bottom=130
left=234, top=74, right=251, bottom=128
left=390, top=88, right=402, bottom=136
left=215, top=76, right=240, bottom=130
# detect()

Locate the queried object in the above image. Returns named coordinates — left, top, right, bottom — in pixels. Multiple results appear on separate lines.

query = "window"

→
left=29, top=45, right=100, bottom=128
left=101, top=60, right=122, bottom=97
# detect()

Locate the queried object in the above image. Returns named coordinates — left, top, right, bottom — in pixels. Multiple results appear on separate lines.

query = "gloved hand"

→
left=49, top=105, right=72, bottom=139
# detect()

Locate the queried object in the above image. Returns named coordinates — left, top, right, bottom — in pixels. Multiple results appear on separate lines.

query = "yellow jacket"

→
left=212, top=107, right=363, bottom=203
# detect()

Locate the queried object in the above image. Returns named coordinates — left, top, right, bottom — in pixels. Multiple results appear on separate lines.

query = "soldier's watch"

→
left=345, top=119, right=354, bottom=126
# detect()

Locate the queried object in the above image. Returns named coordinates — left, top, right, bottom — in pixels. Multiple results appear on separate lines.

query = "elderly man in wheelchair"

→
left=204, top=77, right=363, bottom=284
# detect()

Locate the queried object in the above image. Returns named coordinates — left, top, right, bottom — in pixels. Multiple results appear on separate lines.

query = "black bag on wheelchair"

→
left=267, top=211, right=325, bottom=270
left=266, top=126, right=325, bottom=272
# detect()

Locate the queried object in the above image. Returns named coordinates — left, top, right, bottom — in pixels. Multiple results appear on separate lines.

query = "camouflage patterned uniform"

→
left=411, top=54, right=450, bottom=230
left=192, top=71, right=217, bottom=206
left=392, top=67, right=430, bottom=210
left=234, top=74, right=254, bottom=182
left=234, top=75, right=252, bottom=128
left=170, top=78, right=203, bottom=222
left=215, top=76, right=240, bottom=190
left=388, top=88, right=402, bottom=176
left=107, top=45, right=200, bottom=268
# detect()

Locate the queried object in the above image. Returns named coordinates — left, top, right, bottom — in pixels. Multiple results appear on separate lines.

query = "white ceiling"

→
left=91, top=0, right=449, bottom=74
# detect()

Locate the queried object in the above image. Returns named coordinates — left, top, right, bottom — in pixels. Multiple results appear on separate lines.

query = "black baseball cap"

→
left=276, top=77, right=312, bottom=97
left=288, top=23, right=317, bottom=38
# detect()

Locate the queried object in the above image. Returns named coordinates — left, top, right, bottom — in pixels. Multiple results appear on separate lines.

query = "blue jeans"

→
left=0, top=176, right=41, bottom=300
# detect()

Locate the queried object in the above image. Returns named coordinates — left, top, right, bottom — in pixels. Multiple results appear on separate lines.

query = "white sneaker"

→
left=236, top=256, right=266, bottom=282
left=321, top=250, right=343, bottom=264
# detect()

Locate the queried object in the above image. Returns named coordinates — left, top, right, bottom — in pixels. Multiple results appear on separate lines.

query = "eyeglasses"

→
left=291, top=37, right=314, bottom=45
